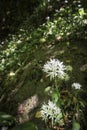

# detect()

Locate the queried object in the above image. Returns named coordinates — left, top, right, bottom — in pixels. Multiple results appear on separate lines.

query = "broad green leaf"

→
left=79, top=101, right=85, bottom=107
left=44, top=86, right=51, bottom=93
left=72, top=121, right=80, bottom=130
left=56, top=113, right=63, bottom=121
left=52, top=92, right=58, bottom=103
left=12, top=122, right=37, bottom=130
left=78, top=8, right=85, bottom=16
left=0, top=112, right=15, bottom=126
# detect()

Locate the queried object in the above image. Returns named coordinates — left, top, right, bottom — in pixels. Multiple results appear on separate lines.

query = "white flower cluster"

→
left=1, top=126, right=8, bottom=130
left=43, top=59, right=67, bottom=80
left=80, top=64, right=87, bottom=71
left=40, top=100, right=62, bottom=123
left=72, top=83, right=82, bottom=90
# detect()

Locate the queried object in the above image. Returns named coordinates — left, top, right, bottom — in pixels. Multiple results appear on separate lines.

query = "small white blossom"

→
left=46, top=16, right=50, bottom=21
left=65, top=0, right=68, bottom=3
left=72, top=83, right=82, bottom=89
left=48, top=28, right=52, bottom=35
left=9, top=71, right=15, bottom=76
left=40, top=100, right=61, bottom=123
left=83, top=19, right=87, bottom=24
left=1, top=58, right=5, bottom=64
left=1, top=126, right=8, bottom=130
left=43, top=59, right=67, bottom=80
left=48, top=0, right=50, bottom=2
left=78, top=4, right=81, bottom=7
left=1, top=41, right=4, bottom=45
left=80, top=64, right=87, bottom=71
left=17, top=40, right=22, bottom=44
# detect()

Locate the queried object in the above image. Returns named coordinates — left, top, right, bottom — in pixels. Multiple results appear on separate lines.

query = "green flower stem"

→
left=51, top=117, right=54, bottom=128
left=55, top=79, right=66, bottom=127
left=55, top=78, right=60, bottom=100
left=75, top=92, right=79, bottom=117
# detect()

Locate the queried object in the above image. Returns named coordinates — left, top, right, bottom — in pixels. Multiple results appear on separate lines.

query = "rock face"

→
left=17, top=94, right=39, bottom=124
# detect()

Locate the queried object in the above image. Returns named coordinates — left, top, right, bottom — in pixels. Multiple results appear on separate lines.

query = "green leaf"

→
left=79, top=101, right=85, bottom=107
left=44, top=86, right=51, bottom=93
left=44, top=128, right=51, bottom=130
left=56, top=113, right=63, bottom=121
left=78, top=8, right=85, bottom=16
left=12, top=122, right=37, bottom=130
left=66, top=100, right=71, bottom=107
left=66, top=41, right=70, bottom=46
left=52, top=92, right=58, bottom=103
left=72, top=121, right=80, bottom=130
left=0, top=112, right=15, bottom=126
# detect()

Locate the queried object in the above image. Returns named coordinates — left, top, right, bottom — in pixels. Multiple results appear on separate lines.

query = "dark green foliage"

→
left=11, top=122, right=37, bottom=130
left=0, top=0, right=41, bottom=41
left=0, top=112, right=16, bottom=126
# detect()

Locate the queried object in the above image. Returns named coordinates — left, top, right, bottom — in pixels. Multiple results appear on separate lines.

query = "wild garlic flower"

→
left=43, top=59, right=67, bottom=80
left=9, top=71, right=15, bottom=76
left=80, top=64, right=87, bottom=71
left=40, top=100, right=61, bottom=123
left=1, top=126, right=8, bottom=130
left=72, top=83, right=82, bottom=89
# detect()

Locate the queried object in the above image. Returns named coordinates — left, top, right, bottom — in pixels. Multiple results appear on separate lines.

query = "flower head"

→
left=72, top=83, right=82, bottom=89
left=9, top=71, right=15, bottom=76
left=1, top=126, right=8, bottom=130
left=43, top=59, right=67, bottom=80
left=40, top=100, right=61, bottom=123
